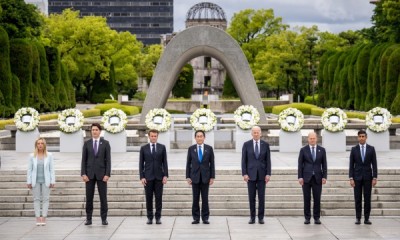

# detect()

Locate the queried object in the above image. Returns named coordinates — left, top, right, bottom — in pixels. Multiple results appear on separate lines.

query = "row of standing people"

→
left=27, top=124, right=378, bottom=226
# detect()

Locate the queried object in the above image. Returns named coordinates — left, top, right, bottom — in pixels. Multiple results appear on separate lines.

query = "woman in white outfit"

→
left=27, top=138, right=55, bottom=226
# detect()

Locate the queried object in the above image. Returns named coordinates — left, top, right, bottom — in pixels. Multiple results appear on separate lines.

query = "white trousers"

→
left=32, top=183, right=50, bottom=217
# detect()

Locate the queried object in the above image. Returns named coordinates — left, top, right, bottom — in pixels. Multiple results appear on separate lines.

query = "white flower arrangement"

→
left=366, top=107, right=392, bottom=132
left=57, top=108, right=84, bottom=133
left=102, top=108, right=128, bottom=133
left=278, top=107, right=304, bottom=132
left=234, top=105, right=260, bottom=130
left=190, top=108, right=217, bottom=132
left=145, top=108, right=172, bottom=132
left=321, top=108, right=348, bottom=132
left=14, top=107, right=40, bottom=132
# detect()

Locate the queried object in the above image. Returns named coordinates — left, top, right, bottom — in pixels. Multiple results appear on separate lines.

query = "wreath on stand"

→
left=321, top=108, right=348, bottom=132
left=145, top=108, right=172, bottom=132
left=14, top=107, right=40, bottom=132
left=234, top=105, right=260, bottom=130
left=58, top=109, right=84, bottom=133
left=365, top=107, right=392, bottom=132
left=190, top=108, right=217, bottom=132
left=102, top=108, right=128, bottom=133
left=278, top=108, right=304, bottom=132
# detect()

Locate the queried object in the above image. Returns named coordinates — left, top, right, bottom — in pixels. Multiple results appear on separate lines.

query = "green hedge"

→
left=264, top=106, right=273, bottom=113
left=272, top=103, right=317, bottom=115
left=94, top=103, right=140, bottom=115
left=304, top=95, right=319, bottom=104
left=104, top=99, right=118, bottom=103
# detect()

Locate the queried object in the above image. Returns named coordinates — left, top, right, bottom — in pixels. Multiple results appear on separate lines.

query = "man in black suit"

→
left=298, top=132, right=327, bottom=225
left=349, top=129, right=378, bottom=225
left=81, top=123, right=111, bottom=226
left=186, top=130, right=215, bottom=224
left=241, top=126, right=271, bottom=224
left=139, top=129, right=169, bottom=225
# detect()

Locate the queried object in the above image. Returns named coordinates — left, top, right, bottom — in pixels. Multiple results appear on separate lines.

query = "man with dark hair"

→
left=186, top=130, right=215, bottom=224
left=349, top=129, right=378, bottom=225
left=81, top=123, right=111, bottom=226
left=139, top=129, right=169, bottom=224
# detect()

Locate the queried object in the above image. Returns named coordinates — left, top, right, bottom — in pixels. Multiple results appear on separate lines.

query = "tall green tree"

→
left=172, top=64, right=194, bottom=98
left=0, top=27, right=14, bottom=116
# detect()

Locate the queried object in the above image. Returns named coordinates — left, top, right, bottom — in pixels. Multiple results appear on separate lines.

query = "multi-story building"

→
left=25, top=0, right=49, bottom=15
left=48, top=0, right=173, bottom=45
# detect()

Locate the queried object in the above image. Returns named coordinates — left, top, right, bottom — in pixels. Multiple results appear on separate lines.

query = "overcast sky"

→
left=174, top=0, right=375, bottom=33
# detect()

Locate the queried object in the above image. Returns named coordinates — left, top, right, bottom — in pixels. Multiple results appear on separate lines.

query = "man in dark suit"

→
left=241, top=126, right=271, bottom=224
left=298, top=132, right=327, bottom=225
left=81, top=123, right=111, bottom=226
left=139, top=129, right=169, bottom=225
left=186, top=130, right=215, bottom=224
left=349, top=129, right=378, bottom=225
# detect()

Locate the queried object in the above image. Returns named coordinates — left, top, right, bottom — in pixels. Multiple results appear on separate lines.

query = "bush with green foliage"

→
left=104, top=99, right=118, bottom=103
left=222, top=74, right=238, bottom=98
left=0, top=27, right=14, bottom=117
left=304, top=95, right=319, bottom=104
left=94, top=103, right=139, bottom=115
left=388, top=48, right=400, bottom=115
left=172, top=64, right=193, bottom=98
left=46, top=46, right=62, bottom=109
left=133, top=92, right=146, bottom=100
left=272, top=103, right=317, bottom=115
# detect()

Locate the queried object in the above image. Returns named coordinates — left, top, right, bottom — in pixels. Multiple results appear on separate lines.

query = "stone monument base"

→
left=279, top=130, right=302, bottom=153
left=104, top=131, right=127, bottom=153
left=235, top=127, right=250, bottom=152
left=60, top=130, right=84, bottom=153
left=322, top=130, right=346, bottom=152
left=16, top=129, right=40, bottom=153
left=366, top=129, right=389, bottom=151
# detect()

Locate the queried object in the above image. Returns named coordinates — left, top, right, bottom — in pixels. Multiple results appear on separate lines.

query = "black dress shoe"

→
left=248, top=219, right=255, bottom=224
left=192, top=220, right=200, bottom=224
left=202, top=220, right=210, bottom=224
left=156, top=219, right=162, bottom=224
left=84, top=219, right=92, bottom=225
left=355, top=219, right=361, bottom=225
left=146, top=219, right=153, bottom=224
left=364, top=220, right=372, bottom=225
left=258, top=219, right=265, bottom=224
left=304, top=219, right=310, bottom=224
left=314, top=219, right=321, bottom=224
left=102, top=220, right=108, bottom=225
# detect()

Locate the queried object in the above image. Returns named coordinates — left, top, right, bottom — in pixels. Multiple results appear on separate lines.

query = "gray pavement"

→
left=0, top=216, right=399, bottom=240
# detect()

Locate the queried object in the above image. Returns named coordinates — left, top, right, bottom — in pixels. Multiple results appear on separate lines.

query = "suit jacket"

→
left=298, top=145, right=328, bottom=184
left=81, top=137, right=111, bottom=180
left=139, top=142, right=169, bottom=181
left=27, top=152, right=55, bottom=187
left=241, top=139, right=271, bottom=180
left=186, top=144, right=215, bottom=184
left=349, top=144, right=378, bottom=181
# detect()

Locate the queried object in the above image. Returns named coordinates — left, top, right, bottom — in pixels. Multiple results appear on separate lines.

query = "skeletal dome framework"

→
left=186, top=2, right=226, bottom=21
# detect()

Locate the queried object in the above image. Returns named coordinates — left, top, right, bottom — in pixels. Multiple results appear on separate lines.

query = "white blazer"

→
left=27, top=152, right=55, bottom=187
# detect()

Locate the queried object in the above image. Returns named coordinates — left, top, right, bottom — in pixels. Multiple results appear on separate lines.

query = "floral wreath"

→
left=190, top=108, right=217, bottom=132
left=58, top=108, right=84, bottom=133
left=321, top=108, right=348, bottom=132
left=145, top=108, right=172, bottom=132
left=14, top=107, right=40, bottom=132
left=365, top=107, right=392, bottom=132
left=234, top=105, right=260, bottom=130
left=102, top=108, right=128, bottom=133
left=278, top=107, right=304, bottom=132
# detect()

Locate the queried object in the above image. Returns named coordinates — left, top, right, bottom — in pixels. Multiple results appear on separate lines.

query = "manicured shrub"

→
left=272, top=103, right=317, bottom=115
left=35, top=42, right=56, bottom=111
left=104, top=99, right=118, bottom=103
left=355, top=44, right=372, bottom=110
left=388, top=48, right=400, bottom=115
left=379, top=44, right=399, bottom=107
left=46, top=46, right=62, bottom=109
left=94, top=103, right=140, bottom=115
left=0, top=27, right=13, bottom=115
left=172, top=64, right=193, bottom=98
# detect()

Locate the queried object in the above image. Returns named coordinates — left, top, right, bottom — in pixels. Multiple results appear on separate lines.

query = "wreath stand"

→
left=279, top=130, right=302, bottom=153
left=104, top=130, right=127, bottom=153
left=60, top=130, right=84, bottom=152
left=16, top=129, right=40, bottom=152
left=321, top=130, right=346, bottom=152
left=235, top=126, right=251, bottom=152
left=155, top=131, right=171, bottom=152
left=366, top=129, right=389, bottom=151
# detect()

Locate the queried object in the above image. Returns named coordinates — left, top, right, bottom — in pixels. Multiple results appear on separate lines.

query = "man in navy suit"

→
left=241, top=126, right=271, bottom=224
left=186, top=130, right=215, bottom=224
left=139, top=129, right=169, bottom=225
left=349, top=129, right=378, bottom=225
left=81, top=123, right=111, bottom=226
left=298, top=132, right=327, bottom=225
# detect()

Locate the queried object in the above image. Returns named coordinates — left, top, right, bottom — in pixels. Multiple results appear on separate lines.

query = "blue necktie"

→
left=198, top=145, right=203, bottom=163
left=255, top=141, right=260, bottom=159
left=361, top=145, right=365, bottom=162
left=94, top=140, right=98, bottom=155
left=312, top=147, right=316, bottom=162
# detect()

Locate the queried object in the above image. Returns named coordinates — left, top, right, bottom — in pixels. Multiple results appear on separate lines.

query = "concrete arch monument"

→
left=140, top=25, right=267, bottom=124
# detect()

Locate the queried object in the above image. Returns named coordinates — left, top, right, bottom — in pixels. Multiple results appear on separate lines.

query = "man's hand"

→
left=103, top=176, right=109, bottom=182
left=350, top=179, right=355, bottom=188
left=322, top=178, right=327, bottom=185
left=209, top=178, right=214, bottom=185
left=372, top=178, right=377, bottom=187
left=298, top=178, right=304, bottom=186
left=141, top=178, right=147, bottom=186
left=82, top=175, right=89, bottom=183
left=27, top=184, right=32, bottom=189
left=186, top=178, right=192, bottom=185
left=162, top=176, right=168, bottom=185
left=243, top=175, right=249, bottom=183
left=265, top=175, right=270, bottom=184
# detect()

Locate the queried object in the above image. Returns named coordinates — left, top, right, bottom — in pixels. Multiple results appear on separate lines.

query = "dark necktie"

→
left=198, top=145, right=203, bottom=163
left=255, top=141, right=260, bottom=159
left=361, top=145, right=365, bottom=162
left=312, top=146, right=316, bottom=161
left=94, top=140, right=98, bottom=155
left=152, top=144, right=156, bottom=155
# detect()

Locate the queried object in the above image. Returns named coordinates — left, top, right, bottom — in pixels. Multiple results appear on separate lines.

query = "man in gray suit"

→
left=139, top=129, right=169, bottom=225
left=186, top=130, right=215, bottom=224
left=81, top=123, right=111, bottom=226
left=241, top=126, right=271, bottom=224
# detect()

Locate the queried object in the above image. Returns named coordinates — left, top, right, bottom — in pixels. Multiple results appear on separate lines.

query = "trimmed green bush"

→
left=91, top=62, right=117, bottom=103
left=304, top=95, right=318, bottom=104
left=222, top=74, right=239, bottom=98
left=46, top=46, right=62, bottom=109
left=380, top=44, right=399, bottom=107
left=388, top=48, right=400, bottom=115
left=172, top=64, right=193, bottom=98
left=104, top=99, right=118, bottom=103
left=355, top=44, right=372, bottom=110
left=94, top=103, right=140, bottom=115
left=0, top=27, right=13, bottom=116
left=0, top=118, right=14, bottom=130
left=272, top=103, right=317, bottom=115
left=133, top=92, right=146, bottom=100
left=30, top=43, right=45, bottom=111
left=35, top=42, right=55, bottom=112
left=264, top=106, right=273, bottom=113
